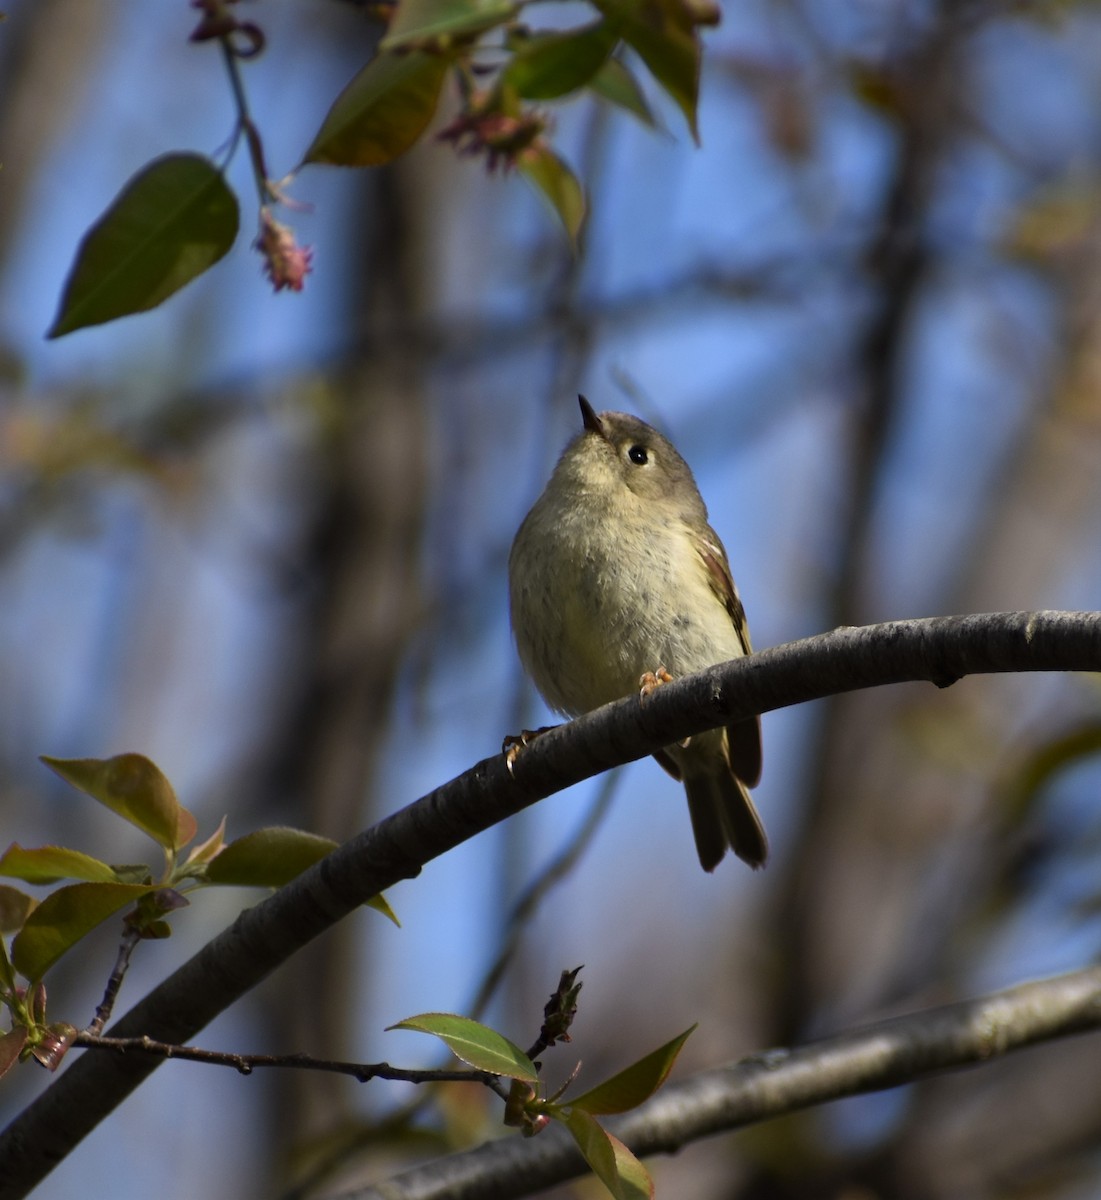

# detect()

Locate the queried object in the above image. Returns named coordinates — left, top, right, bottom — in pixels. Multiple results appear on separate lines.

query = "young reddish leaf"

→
left=0, top=844, right=120, bottom=886
left=0, top=884, right=37, bottom=933
left=47, top=153, right=239, bottom=338
left=29, top=1022, right=79, bottom=1072
left=387, top=1013, right=539, bottom=1081
left=181, top=816, right=227, bottom=872
left=504, top=21, right=618, bottom=100
left=381, top=0, right=517, bottom=51
left=518, top=143, right=586, bottom=246
left=589, top=58, right=656, bottom=126
left=595, top=0, right=700, bottom=141
left=40, top=754, right=197, bottom=851
left=561, top=1109, right=653, bottom=1199
left=0, top=1028, right=28, bottom=1081
left=303, top=51, right=451, bottom=167
left=11, top=881, right=154, bottom=983
left=203, top=826, right=338, bottom=886
left=504, top=1077, right=539, bottom=1128
left=570, top=1024, right=695, bottom=1115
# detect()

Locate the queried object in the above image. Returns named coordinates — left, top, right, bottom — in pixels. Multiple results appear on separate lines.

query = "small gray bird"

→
left=508, top=396, right=766, bottom=871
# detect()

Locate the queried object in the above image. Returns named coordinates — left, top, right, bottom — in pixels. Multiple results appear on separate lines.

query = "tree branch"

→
left=345, top=965, right=1101, bottom=1200
left=2, top=611, right=1099, bottom=1198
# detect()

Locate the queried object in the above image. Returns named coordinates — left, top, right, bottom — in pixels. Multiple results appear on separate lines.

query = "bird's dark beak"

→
left=579, top=394, right=605, bottom=438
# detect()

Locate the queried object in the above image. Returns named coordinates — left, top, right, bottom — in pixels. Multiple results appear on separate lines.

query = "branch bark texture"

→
left=1, top=611, right=1099, bottom=1197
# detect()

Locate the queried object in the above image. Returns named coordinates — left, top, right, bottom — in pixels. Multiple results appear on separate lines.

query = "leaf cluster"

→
left=392, top=1006, right=695, bottom=1199
left=0, top=756, right=688, bottom=1199
left=48, top=0, right=717, bottom=335
left=0, top=753, right=394, bottom=1078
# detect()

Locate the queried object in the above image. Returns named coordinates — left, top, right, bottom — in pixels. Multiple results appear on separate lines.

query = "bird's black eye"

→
left=627, top=445, right=649, bottom=465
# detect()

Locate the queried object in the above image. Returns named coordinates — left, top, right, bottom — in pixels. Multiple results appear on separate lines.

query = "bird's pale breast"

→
left=510, top=492, right=745, bottom=716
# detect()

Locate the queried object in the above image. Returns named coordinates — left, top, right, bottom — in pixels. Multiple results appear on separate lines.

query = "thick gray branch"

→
left=2, top=611, right=1099, bottom=1197
left=346, top=967, right=1101, bottom=1200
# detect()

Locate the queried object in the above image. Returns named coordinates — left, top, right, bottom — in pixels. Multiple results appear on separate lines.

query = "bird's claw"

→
left=638, top=667, right=691, bottom=746
left=502, top=726, right=556, bottom=777
left=638, top=665, right=674, bottom=700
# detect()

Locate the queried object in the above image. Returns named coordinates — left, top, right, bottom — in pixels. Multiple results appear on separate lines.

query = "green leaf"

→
left=138, top=919, right=173, bottom=940
left=571, top=1024, right=695, bottom=1115
left=589, top=57, right=655, bottom=126
left=518, top=143, right=586, bottom=246
left=204, top=826, right=338, bottom=887
left=0, top=884, right=36, bottom=933
left=603, top=1130, right=653, bottom=1199
left=204, top=827, right=398, bottom=924
left=561, top=1108, right=653, bottom=1199
left=0, top=1028, right=28, bottom=1082
left=111, top=864, right=156, bottom=885
left=0, top=844, right=121, bottom=886
left=0, top=937, right=17, bottom=992
left=594, top=0, right=700, bottom=140
left=366, top=892, right=402, bottom=927
left=40, top=754, right=197, bottom=851
left=382, top=0, right=517, bottom=50
left=504, top=21, right=619, bottom=100
left=11, top=881, right=154, bottom=983
left=563, top=1109, right=618, bottom=1194
left=303, top=51, right=451, bottom=167
left=387, top=1013, right=539, bottom=1081
left=48, top=153, right=239, bottom=337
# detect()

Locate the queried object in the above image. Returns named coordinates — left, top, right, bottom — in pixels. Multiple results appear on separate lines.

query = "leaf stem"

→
left=219, top=38, right=271, bottom=205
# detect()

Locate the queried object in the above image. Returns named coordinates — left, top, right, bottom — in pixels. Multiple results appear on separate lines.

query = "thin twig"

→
left=218, top=38, right=271, bottom=205
left=73, top=1033, right=502, bottom=1089
left=85, top=926, right=142, bottom=1037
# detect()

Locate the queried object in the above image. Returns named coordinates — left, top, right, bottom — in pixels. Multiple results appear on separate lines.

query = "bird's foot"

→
left=638, top=667, right=691, bottom=747
left=502, top=726, right=557, bottom=777
left=638, top=666, right=674, bottom=700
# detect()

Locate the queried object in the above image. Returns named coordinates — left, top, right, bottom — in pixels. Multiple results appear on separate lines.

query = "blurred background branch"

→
left=350, top=964, right=1101, bottom=1200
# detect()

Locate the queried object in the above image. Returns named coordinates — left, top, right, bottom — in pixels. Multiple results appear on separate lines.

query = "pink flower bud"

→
left=255, top=209, right=313, bottom=293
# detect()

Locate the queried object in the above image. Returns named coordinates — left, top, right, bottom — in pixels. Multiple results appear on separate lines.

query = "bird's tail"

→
left=683, top=767, right=768, bottom=872
left=656, top=722, right=767, bottom=871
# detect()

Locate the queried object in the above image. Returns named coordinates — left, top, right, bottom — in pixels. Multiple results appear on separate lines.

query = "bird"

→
left=507, top=395, right=766, bottom=871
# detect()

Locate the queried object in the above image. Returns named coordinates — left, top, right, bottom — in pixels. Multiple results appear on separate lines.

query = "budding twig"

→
left=73, top=1033, right=502, bottom=1087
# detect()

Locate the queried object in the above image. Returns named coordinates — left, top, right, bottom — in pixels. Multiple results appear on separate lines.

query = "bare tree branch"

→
left=343, top=966, right=1101, bottom=1200
left=1, top=611, right=1099, bottom=1198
